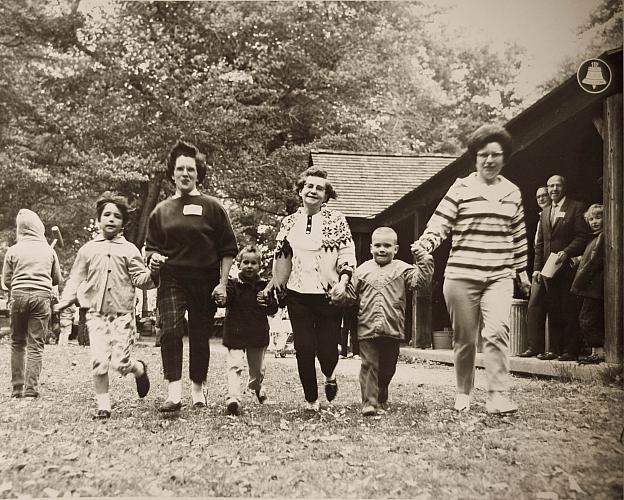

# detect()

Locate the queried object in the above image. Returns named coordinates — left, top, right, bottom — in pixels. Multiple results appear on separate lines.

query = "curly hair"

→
left=584, top=204, right=603, bottom=223
left=166, top=139, right=207, bottom=184
left=294, top=166, right=337, bottom=202
left=95, top=191, right=131, bottom=227
left=237, top=244, right=263, bottom=262
left=466, top=124, right=513, bottom=162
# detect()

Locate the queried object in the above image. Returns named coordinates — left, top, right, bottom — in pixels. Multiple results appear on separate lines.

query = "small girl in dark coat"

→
left=222, top=245, right=278, bottom=415
left=571, top=204, right=605, bottom=363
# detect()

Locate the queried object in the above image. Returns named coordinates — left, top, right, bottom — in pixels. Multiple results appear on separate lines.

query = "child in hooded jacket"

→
left=2, top=209, right=62, bottom=398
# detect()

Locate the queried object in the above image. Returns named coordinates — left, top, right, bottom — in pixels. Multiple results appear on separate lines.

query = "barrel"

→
left=509, top=298, right=528, bottom=355
left=432, top=329, right=453, bottom=350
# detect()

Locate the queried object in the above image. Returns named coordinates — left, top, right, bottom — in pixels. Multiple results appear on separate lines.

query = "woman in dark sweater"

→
left=222, top=245, right=278, bottom=415
left=146, top=140, right=238, bottom=412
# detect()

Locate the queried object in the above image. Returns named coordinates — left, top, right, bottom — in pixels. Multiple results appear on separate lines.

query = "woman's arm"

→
left=415, top=182, right=460, bottom=253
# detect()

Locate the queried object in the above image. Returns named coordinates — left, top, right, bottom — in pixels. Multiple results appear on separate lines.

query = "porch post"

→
left=603, top=92, right=623, bottom=364
left=412, top=209, right=432, bottom=348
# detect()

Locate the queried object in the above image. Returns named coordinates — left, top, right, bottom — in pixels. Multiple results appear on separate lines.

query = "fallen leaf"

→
left=43, top=487, right=60, bottom=497
left=61, top=451, right=79, bottom=461
left=536, top=492, right=559, bottom=499
left=568, top=474, right=586, bottom=494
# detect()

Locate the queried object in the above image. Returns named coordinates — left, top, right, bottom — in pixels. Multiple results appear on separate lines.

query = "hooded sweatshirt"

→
left=1, top=209, right=61, bottom=292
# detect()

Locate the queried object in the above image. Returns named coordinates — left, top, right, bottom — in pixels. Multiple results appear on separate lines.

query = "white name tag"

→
left=556, top=211, right=565, bottom=218
left=183, top=204, right=203, bottom=216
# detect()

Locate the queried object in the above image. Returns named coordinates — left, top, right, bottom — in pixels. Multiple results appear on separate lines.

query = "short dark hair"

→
left=294, top=166, right=337, bottom=202
left=237, top=244, right=262, bottom=262
left=96, top=192, right=131, bottom=226
left=166, top=139, right=207, bottom=184
left=466, top=124, right=513, bottom=162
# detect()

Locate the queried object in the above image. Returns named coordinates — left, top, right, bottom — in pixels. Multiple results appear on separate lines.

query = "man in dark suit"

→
left=528, top=175, right=590, bottom=361
left=519, top=186, right=550, bottom=358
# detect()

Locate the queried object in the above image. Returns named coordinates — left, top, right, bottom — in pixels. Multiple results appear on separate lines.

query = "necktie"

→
left=550, top=203, right=558, bottom=225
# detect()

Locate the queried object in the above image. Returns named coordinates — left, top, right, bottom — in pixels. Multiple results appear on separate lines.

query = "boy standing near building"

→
left=220, top=245, right=278, bottom=415
left=55, top=193, right=156, bottom=418
left=2, top=209, right=62, bottom=398
left=349, top=227, right=433, bottom=416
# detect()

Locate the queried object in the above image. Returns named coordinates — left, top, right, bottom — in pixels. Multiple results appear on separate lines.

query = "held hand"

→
left=411, top=242, right=429, bottom=263
left=53, top=300, right=73, bottom=313
left=256, top=290, right=269, bottom=306
left=212, top=283, right=227, bottom=307
left=532, top=271, right=542, bottom=285
left=149, top=253, right=168, bottom=272
left=555, top=250, right=568, bottom=265
left=329, top=280, right=348, bottom=305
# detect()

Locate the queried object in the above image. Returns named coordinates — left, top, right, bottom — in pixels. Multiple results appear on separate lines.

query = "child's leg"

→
left=9, top=292, right=29, bottom=394
left=86, top=311, right=113, bottom=411
left=226, top=349, right=245, bottom=404
left=109, top=312, right=150, bottom=398
left=377, top=338, right=400, bottom=405
left=24, top=292, right=51, bottom=396
left=358, top=338, right=380, bottom=407
left=246, top=346, right=267, bottom=395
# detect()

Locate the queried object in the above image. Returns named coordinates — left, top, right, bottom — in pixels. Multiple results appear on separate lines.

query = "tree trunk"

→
left=130, top=172, right=164, bottom=249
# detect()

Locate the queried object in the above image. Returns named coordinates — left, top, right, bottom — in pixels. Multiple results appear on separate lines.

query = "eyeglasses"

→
left=477, top=152, right=504, bottom=160
left=536, top=193, right=549, bottom=198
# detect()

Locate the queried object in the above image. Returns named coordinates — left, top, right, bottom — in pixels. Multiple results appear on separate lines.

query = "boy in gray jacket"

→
left=2, top=209, right=61, bottom=398
left=349, top=227, right=433, bottom=416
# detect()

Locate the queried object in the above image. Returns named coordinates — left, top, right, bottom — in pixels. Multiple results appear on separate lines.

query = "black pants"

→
left=579, top=297, right=604, bottom=348
left=359, top=337, right=400, bottom=407
left=339, top=306, right=359, bottom=356
left=543, top=265, right=581, bottom=355
left=158, top=268, right=218, bottom=383
left=286, top=290, right=342, bottom=402
left=526, top=276, right=547, bottom=353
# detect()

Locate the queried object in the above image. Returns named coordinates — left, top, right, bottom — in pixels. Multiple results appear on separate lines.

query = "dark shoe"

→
left=255, top=387, right=267, bottom=404
left=226, top=400, right=240, bottom=416
left=325, top=379, right=338, bottom=402
left=135, top=360, right=150, bottom=398
left=93, top=409, right=111, bottom=420
left=158, top=400, right=182, bottom=413
left=578, top=354, right=605, bottom=365
left=11, top=386, right=23, bottom=398
left=518, top=349, right=538, bottom=358
left=537, top=352, right=558, bottom=361
left=557, top=353, right=577, bottom=362
left=23, top=390, right=39, bottom=399
left=193, top=401, right=206, bottom=409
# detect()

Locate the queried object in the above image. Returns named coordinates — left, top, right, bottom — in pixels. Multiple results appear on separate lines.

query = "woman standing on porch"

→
left=412, top=124, right=529, bottom=415
left=266, top=167, right=356, bottom=411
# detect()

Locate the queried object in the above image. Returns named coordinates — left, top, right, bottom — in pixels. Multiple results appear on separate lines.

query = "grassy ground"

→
left=0, top=337, right=622, bottom=499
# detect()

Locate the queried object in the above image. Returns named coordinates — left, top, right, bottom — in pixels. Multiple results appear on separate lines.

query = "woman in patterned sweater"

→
left=266, top=167, right=356, bottom=412
left=412, top=124, right=529, bottom=415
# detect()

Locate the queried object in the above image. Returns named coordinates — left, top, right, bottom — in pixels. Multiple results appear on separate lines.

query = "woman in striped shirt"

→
left=412, top=124, right=529, bottom=415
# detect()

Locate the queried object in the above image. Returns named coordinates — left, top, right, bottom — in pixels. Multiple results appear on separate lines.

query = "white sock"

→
left=191, top=381, right=205, bottom=404
left=96, top=393, right=111, bottom=412
left=167, top=380, right=182, bottom=403
left=133, top=360, right=144, bottom=378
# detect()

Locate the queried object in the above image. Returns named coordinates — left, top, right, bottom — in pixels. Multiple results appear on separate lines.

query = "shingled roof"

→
left=309, top=150, right=457, bottom=219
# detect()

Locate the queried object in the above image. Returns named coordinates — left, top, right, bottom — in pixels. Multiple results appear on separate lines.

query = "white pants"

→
left=226, top=347, right=266, bottom=402
left=443, top=278, right=513, bottom=394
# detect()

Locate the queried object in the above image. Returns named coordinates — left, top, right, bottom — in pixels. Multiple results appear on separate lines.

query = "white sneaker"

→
left=486, top=393, right=518, bottom=415
left=305, top=400, right=320, bottom=412
left=454, top=393, right=470, bottom=412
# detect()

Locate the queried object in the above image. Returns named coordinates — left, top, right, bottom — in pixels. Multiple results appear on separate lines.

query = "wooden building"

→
left=369, top=48, right=622, bottom=363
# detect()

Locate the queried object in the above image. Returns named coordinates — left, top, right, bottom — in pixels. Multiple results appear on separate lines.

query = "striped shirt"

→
left=417, top=173, right=528, bottom=282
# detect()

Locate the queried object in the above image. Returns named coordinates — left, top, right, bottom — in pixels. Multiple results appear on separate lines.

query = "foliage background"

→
left=0, top=0, right=620, bottom=271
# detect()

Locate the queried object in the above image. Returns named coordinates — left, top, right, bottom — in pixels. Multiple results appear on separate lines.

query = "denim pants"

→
left=226, top=347, right=266, bottom=403
left=359, top=337, right=400, bottom=407
left=443, top=277, right=513, bottom=394
left=10, top=289, right=51, bottom=394
left=286, top=291, right=342, bottom=402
